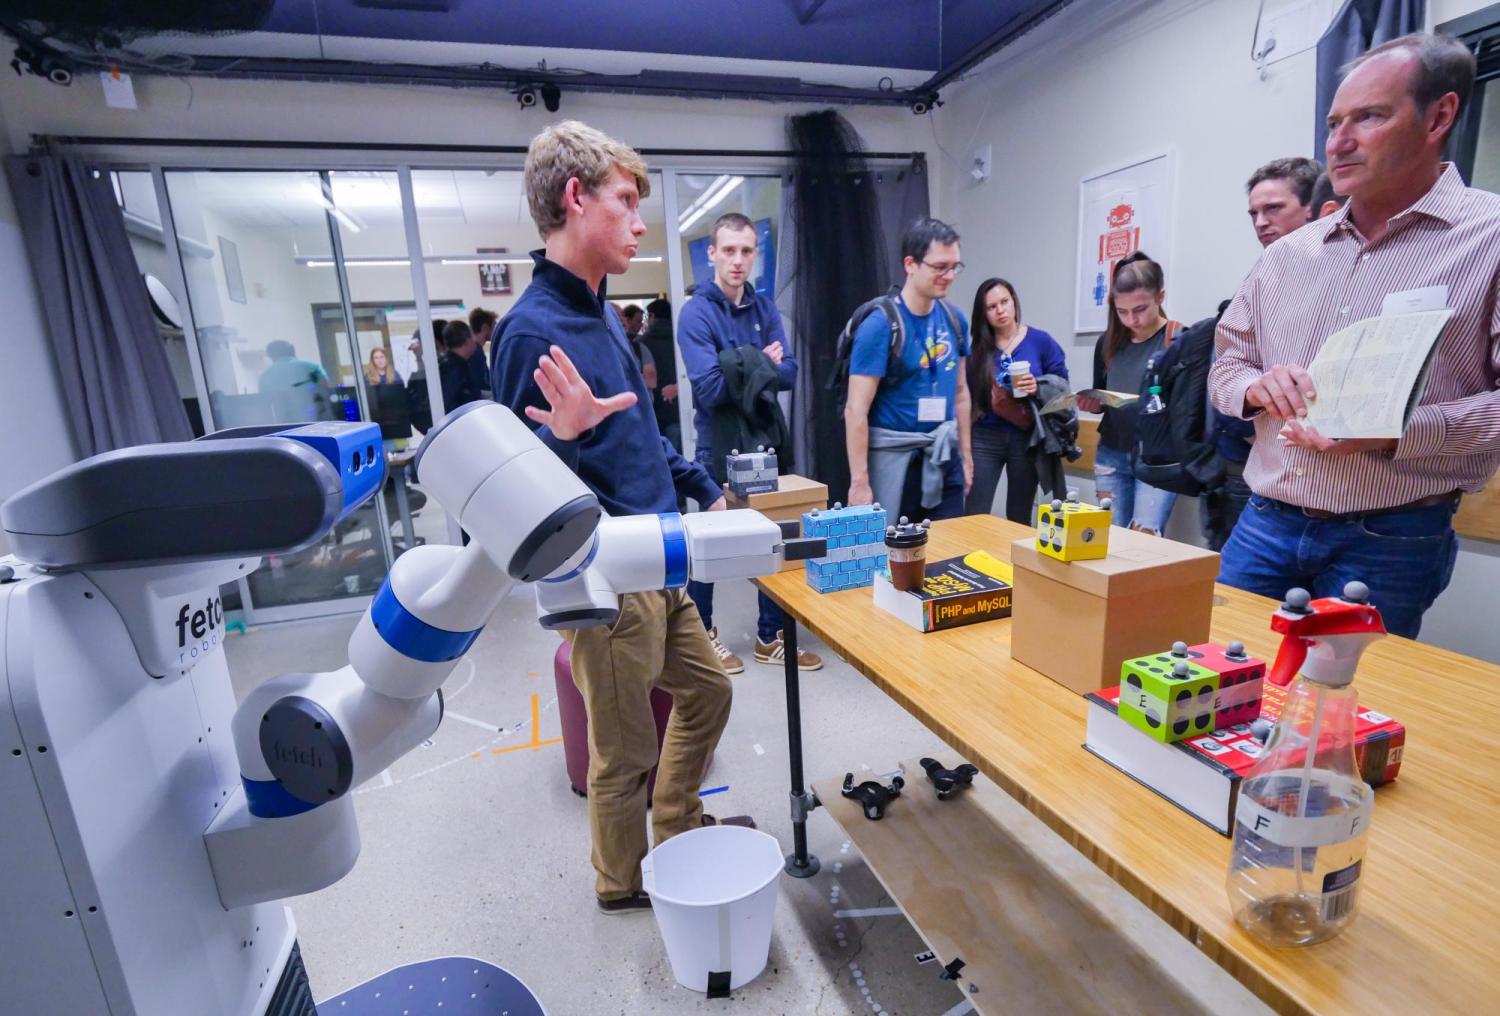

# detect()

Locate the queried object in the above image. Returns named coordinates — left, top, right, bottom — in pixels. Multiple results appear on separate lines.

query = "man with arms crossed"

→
left=677, top=212, right=822, bottom=673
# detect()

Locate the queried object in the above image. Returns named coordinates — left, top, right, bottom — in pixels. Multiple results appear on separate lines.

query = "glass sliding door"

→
left=163, top=169, right=395, bottom=619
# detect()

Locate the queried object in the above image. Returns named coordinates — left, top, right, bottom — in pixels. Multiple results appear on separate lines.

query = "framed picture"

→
left=1075, top=152, right=1174, bottom=334
left=219, top=235, right=247, bottom=304
left=476, top=247, right=512, bottom=296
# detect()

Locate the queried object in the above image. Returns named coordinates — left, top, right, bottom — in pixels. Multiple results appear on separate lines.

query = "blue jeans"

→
left=689, top=448, right=785, bottom=642
left=1218, top=494, right=1459, bottom=640
left=1094, top=444, right=1177, bottom=534
left=896, top=451, right=966, bottom=523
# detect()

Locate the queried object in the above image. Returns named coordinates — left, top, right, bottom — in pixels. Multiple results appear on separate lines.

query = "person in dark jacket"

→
left=438, top=320, right=484, bottom=413
left=677, top=212, right=819, bottom=672
left=490, top=121, right=734, bottom=915
left=641, top=298, right=682, bottom=450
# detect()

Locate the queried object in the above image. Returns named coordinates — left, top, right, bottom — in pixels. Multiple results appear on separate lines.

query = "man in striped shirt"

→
left=1210, top=33, right=1499, bottom=639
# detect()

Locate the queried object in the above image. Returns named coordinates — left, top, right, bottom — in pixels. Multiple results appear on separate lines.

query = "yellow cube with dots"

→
left=1035, top=492, right=1112, bottom=562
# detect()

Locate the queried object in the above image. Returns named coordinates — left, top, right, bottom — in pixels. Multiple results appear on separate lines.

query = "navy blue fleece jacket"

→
left=677, top=280, right=797, bottom=456
left=490, top=252, right=720, bottom=516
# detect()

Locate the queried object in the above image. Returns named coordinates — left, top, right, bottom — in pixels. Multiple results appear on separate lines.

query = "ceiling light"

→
left=677, top=175, right=743, bottom=233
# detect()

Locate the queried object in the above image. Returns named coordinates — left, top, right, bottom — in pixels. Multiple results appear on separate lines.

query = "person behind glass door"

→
left=1077, top=252, right=1181, bottom=535
left=363, top=346, right=401, bottom=385
left=964, top=277, right=1068, bottom=522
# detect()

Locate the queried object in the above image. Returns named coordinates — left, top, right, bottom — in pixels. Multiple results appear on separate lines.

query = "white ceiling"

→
left=172, top=168, right=665, bottom=229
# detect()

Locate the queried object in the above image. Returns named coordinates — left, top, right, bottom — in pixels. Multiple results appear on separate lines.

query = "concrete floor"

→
left=227, top=576, right=1272, bottom=1016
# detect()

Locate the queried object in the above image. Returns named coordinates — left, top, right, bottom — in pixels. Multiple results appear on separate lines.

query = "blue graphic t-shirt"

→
left=850, top=295, right=971, bottom=432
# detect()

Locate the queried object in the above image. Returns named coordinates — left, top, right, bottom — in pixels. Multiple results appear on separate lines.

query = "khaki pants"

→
left=562, top=588, right=732, bottom=901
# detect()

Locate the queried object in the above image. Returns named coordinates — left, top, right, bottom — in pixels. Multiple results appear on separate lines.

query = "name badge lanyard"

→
left=899, top=294, right=944, bottom=397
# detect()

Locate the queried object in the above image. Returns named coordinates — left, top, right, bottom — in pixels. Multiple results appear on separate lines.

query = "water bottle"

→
left=1142, top=384, right=1165, bottom=414
left=1226, top=583, right=1385, bottom=947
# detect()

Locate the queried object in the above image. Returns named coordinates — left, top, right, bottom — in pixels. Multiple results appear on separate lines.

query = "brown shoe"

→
left=706, top=627, right=744, bottom=674
left=703, top=814, right=758, bottom=829
left=754, top=630, right=823, bottom=671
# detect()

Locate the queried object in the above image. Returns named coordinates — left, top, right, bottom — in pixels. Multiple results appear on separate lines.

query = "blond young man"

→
left=490, top=121, right=734, bottom=914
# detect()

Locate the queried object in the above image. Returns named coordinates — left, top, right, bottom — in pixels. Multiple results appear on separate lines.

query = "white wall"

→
left=0, top=95, right=77, bottom=554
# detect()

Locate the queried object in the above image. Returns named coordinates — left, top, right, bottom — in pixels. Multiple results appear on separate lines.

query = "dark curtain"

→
left=776, top=110, right=929, bottom=504
left=1315, top=0, right=1425, bottom=157
left=5, top=155, right=190, bottom=456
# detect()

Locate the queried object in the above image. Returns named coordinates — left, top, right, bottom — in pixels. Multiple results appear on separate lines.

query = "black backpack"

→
left=829, top=289, right=964, bottom=408
left=1133, top=314, right=1226, bottom=497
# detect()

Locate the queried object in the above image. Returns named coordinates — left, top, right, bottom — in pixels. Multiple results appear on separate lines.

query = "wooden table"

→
left=757, top=515, right=1500, bottom=1016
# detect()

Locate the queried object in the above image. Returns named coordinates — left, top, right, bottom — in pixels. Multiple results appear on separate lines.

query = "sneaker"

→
left=707, top=627, right=744, bottom=674
left=597, top=891, right=652, bottom=915
left=754, top=630, right=823, bottom=671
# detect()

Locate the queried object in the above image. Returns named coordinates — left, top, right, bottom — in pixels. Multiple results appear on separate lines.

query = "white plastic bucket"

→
left=640, top=825, right=784, bottom=994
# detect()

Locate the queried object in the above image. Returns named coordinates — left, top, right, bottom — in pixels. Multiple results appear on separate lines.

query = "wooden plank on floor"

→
left=813, top=758, right=1219, bottom=1016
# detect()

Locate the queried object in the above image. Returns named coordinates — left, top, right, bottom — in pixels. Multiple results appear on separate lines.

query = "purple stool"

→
left=554, top=641, right=676, bottom=801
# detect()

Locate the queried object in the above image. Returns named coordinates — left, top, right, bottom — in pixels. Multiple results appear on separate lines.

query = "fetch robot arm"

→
left=0, top=400, right=820, bottom=1013
left=220, top=402, right=821, bottom=908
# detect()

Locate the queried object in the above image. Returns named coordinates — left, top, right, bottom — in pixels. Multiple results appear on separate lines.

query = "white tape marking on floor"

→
left=753, top=743, right=765, bottom=756
left=380, top=769, right=394, bottom=787
left=444, top=710, right=502, bottom=732
left=833, top=906, right=902, bottom=919
left=939, top=1000, right=976, bottom=1016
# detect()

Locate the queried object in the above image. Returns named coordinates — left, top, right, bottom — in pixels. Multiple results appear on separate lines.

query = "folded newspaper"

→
left=1300, top=309, right=1453, bottom=439
left=1040, top=388, right=1139, bottom=414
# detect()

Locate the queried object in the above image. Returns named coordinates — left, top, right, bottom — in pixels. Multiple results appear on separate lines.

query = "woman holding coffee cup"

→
left=964, top=278, right=1068, bottom=522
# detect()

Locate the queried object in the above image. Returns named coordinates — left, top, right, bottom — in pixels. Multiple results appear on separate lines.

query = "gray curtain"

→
left=776, top=158, right=930, bottom=500
left=1315, top=0, right=1425, bottom=157
left=5, top=155, right=190, bottom=456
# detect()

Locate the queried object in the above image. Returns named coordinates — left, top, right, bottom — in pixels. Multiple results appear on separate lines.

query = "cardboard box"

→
left=1011, top=526, right=1219, bottom=695
left=724, top=474, right=828, bottom=571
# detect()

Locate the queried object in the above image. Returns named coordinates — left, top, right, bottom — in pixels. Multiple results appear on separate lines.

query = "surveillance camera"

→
left=45, top=61, right=73, bottom=87
left=516, top=87, right=537, bottom=108
left=910, top=93, right=941, bottom=116
left=540, top=83, right=561, bottom=113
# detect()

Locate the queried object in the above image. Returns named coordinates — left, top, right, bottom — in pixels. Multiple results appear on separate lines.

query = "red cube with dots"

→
left=1188, top=641, right=1265, bottom=729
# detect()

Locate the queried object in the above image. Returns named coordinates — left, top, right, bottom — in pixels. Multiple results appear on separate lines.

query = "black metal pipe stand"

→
left=781, top=617, right=821, bottom=877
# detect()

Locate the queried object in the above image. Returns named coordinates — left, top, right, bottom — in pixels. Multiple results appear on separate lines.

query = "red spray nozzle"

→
left=1267, top=584, right=1386, bottom=686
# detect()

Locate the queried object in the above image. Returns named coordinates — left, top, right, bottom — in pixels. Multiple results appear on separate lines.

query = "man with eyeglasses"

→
left=845, top=216, right=974, bottom=521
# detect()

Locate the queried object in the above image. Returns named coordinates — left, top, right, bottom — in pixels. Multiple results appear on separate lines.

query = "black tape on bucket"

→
left=707, top=970, right=731, bottom=998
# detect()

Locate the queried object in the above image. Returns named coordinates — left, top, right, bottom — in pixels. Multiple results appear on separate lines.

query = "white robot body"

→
left=1, top=562, right=295, bottom=1016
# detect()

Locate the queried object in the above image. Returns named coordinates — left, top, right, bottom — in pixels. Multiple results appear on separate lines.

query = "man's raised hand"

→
left=524, top=345, right=637, bottom=441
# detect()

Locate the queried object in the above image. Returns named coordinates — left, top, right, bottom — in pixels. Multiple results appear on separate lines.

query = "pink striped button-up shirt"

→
left=1211, top=164, right=1500, bottom=513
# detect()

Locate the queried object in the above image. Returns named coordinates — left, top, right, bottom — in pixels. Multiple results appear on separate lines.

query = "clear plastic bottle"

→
left=1226, top=584, right=1383, bottom=947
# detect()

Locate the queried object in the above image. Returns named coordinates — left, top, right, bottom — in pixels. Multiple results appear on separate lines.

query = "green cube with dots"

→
left=1117, top=644, right=1221, bottom=743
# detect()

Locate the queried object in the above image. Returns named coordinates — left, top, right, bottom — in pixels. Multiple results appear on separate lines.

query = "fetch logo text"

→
left=176, top=596, right=225, bottom=664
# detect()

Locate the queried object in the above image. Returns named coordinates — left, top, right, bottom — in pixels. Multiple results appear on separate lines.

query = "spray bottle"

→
left=1226, top=582, right=1385, bottom=946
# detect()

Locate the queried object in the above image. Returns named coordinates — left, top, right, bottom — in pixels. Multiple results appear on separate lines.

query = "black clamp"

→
left=842, top=772, right=903, bottom=820
left=939, top=957, right=966, bottom=981
left=919, top=757, right=978, bottom=800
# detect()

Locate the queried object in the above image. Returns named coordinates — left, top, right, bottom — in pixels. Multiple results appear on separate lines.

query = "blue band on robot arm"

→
left=659, top=513, right=688, bottom=588
left=243, top=776, right=321, bottom=818
left=370, top=580, right=483, bottom=663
